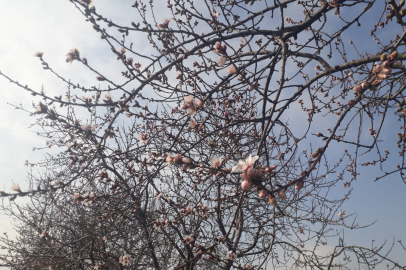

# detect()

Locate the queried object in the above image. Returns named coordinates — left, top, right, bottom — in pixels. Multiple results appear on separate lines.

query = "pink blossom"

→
left=187, top=104, right=197, bottom=116
left=227, top=65, right=238, bottom=74
left=216, top=56, right=227, bottom=67
left=241, top=180, right=253, bottom=191
left=195, top=99, right=204, bottom=108
left=226, top=251, right=237, bottom=261
left=184, top=95, right=194, bottom=105
left=119, top=254, right=131, bottom=266
left=183, top=234, right=194, bottom=244
left=211, top=157, right=222, bottom=167
left=138, top=133, right=148, bottom=144
left=258, top=189, right=268, bottom=198
left=353, top=85, right=362, bottom=94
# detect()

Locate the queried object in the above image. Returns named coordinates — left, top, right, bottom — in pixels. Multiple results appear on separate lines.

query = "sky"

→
left=0, top=0, right=405, bottom=268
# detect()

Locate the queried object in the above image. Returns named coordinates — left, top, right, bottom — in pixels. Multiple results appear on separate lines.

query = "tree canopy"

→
left=0, top=0, right=406, bottom=269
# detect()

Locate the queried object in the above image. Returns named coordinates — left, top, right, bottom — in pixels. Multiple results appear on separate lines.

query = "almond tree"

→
left=0, top=0, right=406, bottom=269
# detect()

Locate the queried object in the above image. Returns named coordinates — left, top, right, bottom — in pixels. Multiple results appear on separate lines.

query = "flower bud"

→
left=258, top=189, right=268, bottom=198
left=361, top=81, right=369, bottom=89
left=227, top=65, right=238, bottom=74
left=255, top=169, right=264, bottom=181
left=295, top=180, right=304, bottom=190
left=353, top=85, right=362, bottom=94
left=246, top=168, right=256, bottom=179
left=248, top=85, right=254, bottom=91
left=195, top=99, right=204, bottom=108
left=380, top=53, right=388, bottom=61
left=311, top=151, right=319, bottom=158
left=371, top=80, right=382, bottom=86
left=382, top=61, right=390, bottom=68
left=391, top=62, right=404, bottom=69
left=176, top=72, right=183, bottom=80
left=181, top=104, right=189, bottom=110
left=216, top=56, right=226, bottom=66
left=174, top=154, right=183, bottom=165
left=388, top=51, right=398, bottom=61
left=214, top=41, right=222, bottom=51
left=382, top=68, right=392, bottom=74
left=268, top=195, right=277, bottom=206
left=372, top=65, right=380, bottom=74
left=278, top=190, right=287, bottom=200
left=241, top=173, right=250, bottom=181
left=377, top=73, right=388, bottom=80
left=241, top=180, right=253, bottom=191
left=182, top=157, right=192, bottom=164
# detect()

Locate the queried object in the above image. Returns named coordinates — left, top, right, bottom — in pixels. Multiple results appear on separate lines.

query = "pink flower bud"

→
left=181, top=104, right=189, bottom=110
left=174, top=154, right=183, bottom=165
left=269, top=165, right=277, bottom=170
left=361, top=82, right=369, bottom=89
left=388, top=51, right=398, bottom=61
left=182, top=157, right=192, bottom=164
left=259, top=189, right=268, bottom=198
left=391, top=62, right=404, bottom=69
left=278, top=190, right=287, bottom=200
left=248, top=85, right=254, bottom=91
left=377, top=73, right=388, bottom=80
left=371, top=80, right=382, bottom=86
left=295, top=180, right=304, bottom=190
left=382, top=68, right=392, bottom=74
left=241, top=180, right=253, bottom=191
left=216, top=56, right=226, bottom=67
left=353, top=85, right=362, bottom=94
left=195, top=99, right=204, bottom=108
left=254, top=169, right=264, bottom=181
left=268, top=195, right=277, bottom=206
left=176, top=72, right=183, bottom=79
left=227, top=65, right=238, bottom=75
left=382, top=61, right=390, bottom=68
left=246, top=168, right=256, bottom=179
left=214, top=41, right=222, bottom=51
left=241, top=173, right=250, bottom=181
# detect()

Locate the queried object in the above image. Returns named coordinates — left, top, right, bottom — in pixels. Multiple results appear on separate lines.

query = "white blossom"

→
left=232, top=155, right=259, bottom=172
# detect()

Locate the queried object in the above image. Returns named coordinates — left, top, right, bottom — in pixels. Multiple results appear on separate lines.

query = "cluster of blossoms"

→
left=353, top=51, right=403, bottom=94
left=226, top=250, right=237, bottom=261
left=180, top=95, right=203, bottom=116
left=119, top=254, right=131, bottom=266
left=231, top=155, right=295, bottom=205
left=73, top=192, right=97, bottom=206
left=153, top=219, right=171, bottom=230
left=213, top=41, right=227, bottom=54
left=232, top=155, right=263, bottom=192
left=138, top=133, right=149, bottom=144
left=166, top=153, right=193, bottom=169
left=181, top=203, right=211, bottom=218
